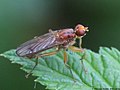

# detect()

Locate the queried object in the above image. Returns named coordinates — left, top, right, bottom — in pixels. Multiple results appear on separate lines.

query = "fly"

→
left=16, top=24, right=89, bottom=78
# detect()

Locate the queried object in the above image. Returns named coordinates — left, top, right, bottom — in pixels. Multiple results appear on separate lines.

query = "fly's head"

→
left=75, top=24, right=89, bottom=38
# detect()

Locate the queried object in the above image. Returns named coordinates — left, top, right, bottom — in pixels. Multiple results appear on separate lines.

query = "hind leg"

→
left=25, top=48, right=60, bottom=78
left=25, top=57, right=38, bottom=78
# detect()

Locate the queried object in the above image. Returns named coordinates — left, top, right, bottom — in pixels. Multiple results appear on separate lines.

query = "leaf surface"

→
left=1, top=47, right=120, bottom=90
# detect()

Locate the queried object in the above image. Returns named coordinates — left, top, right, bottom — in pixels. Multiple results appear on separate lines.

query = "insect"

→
left=16, top=24, right=89, bottom=78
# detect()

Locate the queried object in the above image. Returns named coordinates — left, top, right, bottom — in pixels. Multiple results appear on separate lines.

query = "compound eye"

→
left=75, top=24, right=84, bottom=30
left=75, top=24, right=88, bottom=37
left=76, top=29, right=85, bottom=36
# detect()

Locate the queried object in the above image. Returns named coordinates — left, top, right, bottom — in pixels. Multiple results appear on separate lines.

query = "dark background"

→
left=0, top=0, right=120, bottom=90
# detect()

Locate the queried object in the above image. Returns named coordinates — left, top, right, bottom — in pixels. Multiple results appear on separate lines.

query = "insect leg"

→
left=79, top=37, right=87, bottom=73
left=63, top=49, right=75, bottom=81
left=25, top=48, right=60, bottom=78
left=68, top=46, right=84, bottom=52
left=63, top=49, right=67, bottom=63
left=25, top=57, right=38, bottom=78
left=69, top=46, right=87, bottom=73
left=79, top=37, right=82, bottom=49
left=37, top=48, right=60, bottom=57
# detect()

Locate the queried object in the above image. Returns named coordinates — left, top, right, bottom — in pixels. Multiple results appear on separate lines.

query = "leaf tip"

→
left=0, top=53, right=4, bottom=57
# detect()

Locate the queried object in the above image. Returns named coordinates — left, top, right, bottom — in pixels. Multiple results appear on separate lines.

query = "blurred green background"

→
left=0, top=0, right=120, bottom=90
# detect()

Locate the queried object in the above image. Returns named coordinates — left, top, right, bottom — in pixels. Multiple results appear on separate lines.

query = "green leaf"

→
left=1, top=47, right=120, bottom=90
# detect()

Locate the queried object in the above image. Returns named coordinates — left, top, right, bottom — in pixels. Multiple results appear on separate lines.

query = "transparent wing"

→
left=16, top=32, right=58, bottom=57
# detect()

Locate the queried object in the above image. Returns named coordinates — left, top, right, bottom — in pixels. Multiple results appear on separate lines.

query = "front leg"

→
left=63, top=48, right=77, bottom=82
left=68, top=46, right=87, bottom=73
left=68, top=46, right=84, bottom=52
left=79, top=37, right=82, bottom=49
